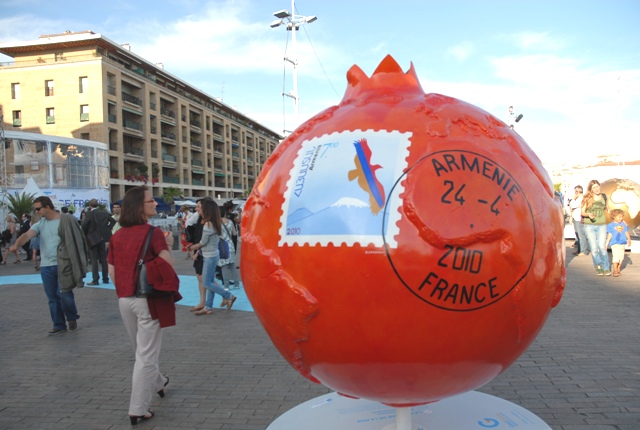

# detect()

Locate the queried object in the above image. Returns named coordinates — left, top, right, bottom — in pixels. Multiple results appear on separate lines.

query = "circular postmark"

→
left=384, top=150, right=536, bottom=311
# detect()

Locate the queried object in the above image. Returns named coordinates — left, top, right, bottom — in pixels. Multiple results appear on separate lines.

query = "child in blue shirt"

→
left=605, top=209, right=631, bottom=277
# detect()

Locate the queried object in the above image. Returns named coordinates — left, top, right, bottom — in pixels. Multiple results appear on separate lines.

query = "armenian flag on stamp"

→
left=278, top=129, right=412, bottom=248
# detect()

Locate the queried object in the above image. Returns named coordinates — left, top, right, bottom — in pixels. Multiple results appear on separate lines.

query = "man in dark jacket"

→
left=81, top=199, right=116, bottom=285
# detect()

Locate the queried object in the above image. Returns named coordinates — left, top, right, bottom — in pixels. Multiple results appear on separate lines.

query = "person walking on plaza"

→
left=218, top=205, right=241, bottom=292
left=581, top=180, right=611, bottom=276
left=188, top=198, right=237, bottom=315
left=107, top=186, right=176, bottom=426
left=179, top=204, right=194, bottom=256
left=1, top=215, right=21, bottom=264
left=82, top=199, right=116, bottom=285
left=111, top=202, right=122, bottom=235
left=605, top=209, right=631, bottom=277
left=188, top=199, right=207, bottom=312
left=569, top=185, right=590, bottom=256
left=11, top=196, right=88, bottom=335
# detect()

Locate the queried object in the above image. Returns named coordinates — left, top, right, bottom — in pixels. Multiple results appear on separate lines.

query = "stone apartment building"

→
left=0, top=30, right=282, bottom=202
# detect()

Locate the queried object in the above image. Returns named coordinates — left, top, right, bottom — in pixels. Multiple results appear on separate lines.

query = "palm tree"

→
left=5, top=191, right=36, bottom=220
left=162, top=187, right=182, bottom=215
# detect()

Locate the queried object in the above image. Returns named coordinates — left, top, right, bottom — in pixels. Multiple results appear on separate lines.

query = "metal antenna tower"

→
left=0, top=108, right=7, bottom=193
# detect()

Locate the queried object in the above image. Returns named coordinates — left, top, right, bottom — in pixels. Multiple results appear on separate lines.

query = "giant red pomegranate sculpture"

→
left=241, top=55, right=565, bottom=407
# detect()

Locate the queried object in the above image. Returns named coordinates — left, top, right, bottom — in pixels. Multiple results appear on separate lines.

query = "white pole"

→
left=396, top=407, right=413, bottom=430
left=290, top=0, right=299, bottom=123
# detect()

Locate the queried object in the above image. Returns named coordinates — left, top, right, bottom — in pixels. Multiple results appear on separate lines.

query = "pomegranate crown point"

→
left=342, top=54, right=424, bottom=103
left=372, top=54, right=404, bottom=74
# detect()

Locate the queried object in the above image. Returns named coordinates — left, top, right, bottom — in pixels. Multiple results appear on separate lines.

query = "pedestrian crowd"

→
left=3, top=188, right=244, bottom=426
left=565, top=179, right=632, bottom=277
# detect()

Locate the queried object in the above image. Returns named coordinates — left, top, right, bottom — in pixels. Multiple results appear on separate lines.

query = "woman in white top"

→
left=187, top=198, right=236, bottom=315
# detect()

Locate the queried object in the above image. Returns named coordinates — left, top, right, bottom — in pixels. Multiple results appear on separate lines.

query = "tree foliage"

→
left=5, top=191, right=36, bottom=220
left=162, top=187, right=182, bottom=204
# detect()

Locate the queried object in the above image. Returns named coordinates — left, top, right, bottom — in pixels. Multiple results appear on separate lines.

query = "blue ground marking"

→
left=0, top=273, right=254, bottom=312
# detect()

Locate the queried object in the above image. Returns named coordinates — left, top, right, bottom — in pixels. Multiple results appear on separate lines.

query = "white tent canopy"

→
left=21, top=177, right=45, bottom=197
left=173, top=199, right=197, bottom=207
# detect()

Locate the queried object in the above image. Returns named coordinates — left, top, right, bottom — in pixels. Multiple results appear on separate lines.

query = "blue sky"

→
left=1, top=0, right=639, bottom=166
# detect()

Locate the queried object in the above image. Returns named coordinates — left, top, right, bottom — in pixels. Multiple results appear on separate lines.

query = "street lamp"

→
left=270, top=1, right=317, bottom=132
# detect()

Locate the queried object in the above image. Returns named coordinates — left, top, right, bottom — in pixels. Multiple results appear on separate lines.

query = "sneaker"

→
left=603, top=270, right=611, bottom=276
left=595, top=266, right=604, bottom=276
left=48, top=328, right=67, bottom=336
left=68, top=320, right=78, bottom=332
left=87, top=281, right=99, bottom=286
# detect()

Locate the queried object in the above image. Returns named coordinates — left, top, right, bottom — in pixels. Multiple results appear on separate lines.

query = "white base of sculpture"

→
left=268, top=390, right=551, bottom=430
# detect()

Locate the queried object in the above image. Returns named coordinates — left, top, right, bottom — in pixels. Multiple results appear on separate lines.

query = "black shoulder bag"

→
left=135, top=226, right=156, bottom=298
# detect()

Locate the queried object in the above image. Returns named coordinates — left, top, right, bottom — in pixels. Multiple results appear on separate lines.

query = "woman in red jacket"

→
left=108, top=186, right=175, bottom=426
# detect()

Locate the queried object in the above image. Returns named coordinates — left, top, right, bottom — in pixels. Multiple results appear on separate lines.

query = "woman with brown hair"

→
left=188, top=197, right=237, bottom=315
left=107, top=186, right=175, bottom=425
left=581, top=180, right=611, bottom=276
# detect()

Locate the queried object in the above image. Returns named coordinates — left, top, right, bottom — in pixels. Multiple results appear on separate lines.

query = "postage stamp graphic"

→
left=278, top=130, right=412, bottom=247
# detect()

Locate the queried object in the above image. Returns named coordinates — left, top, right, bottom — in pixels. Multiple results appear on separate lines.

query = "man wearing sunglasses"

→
left=11, top=196, right=89, bottom=335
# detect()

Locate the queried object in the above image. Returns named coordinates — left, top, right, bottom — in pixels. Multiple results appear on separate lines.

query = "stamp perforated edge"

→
left=277, top=129, right=412, bottom=248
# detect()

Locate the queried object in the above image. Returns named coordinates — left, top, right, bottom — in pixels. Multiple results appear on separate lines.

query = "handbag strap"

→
left=137, top=226, right=155, bottom=266
left=222, top=220, right=233, bottom=238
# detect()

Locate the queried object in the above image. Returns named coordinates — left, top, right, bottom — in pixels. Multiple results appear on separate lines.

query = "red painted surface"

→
left=241, top=55, right=565, bottom=407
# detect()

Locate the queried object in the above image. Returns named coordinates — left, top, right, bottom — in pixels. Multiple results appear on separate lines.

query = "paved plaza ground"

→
left=0, top=242, right=638, bottom=429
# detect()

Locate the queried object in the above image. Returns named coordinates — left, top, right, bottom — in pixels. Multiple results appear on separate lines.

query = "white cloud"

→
left=125, top=1, right=340, bottom=80
left=420, top=51, right=640, bottom=165
left=509, top=31, right=566, bottom=51
left=370, top=42, right=388, bottom=55
left=447, top=42, right=473, bottom=62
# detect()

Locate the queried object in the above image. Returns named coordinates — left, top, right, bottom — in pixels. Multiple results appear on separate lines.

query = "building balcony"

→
left=107, top=85, right=116, bottom=96
left=161, top=131, right=176, bottom=141
left=163, top=175, right=180, bottom=184
left=124, top=120, right=142, bottom=131
left=124, top=145, right=144, bottom=157
left=162, top=153, right=177, bottom=163
left=12, top=118, right=21, bottom=127
left=122, top=92, right=142, bottom=106
left=46, top=116, right=55, bottom=124
left=80, top=113, right=89, bottom=122
left=160, top=108, right=175, bottom=118
left=108, top=114, right=117, bottom=123
left=192, top=178, right=205, bottom=186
